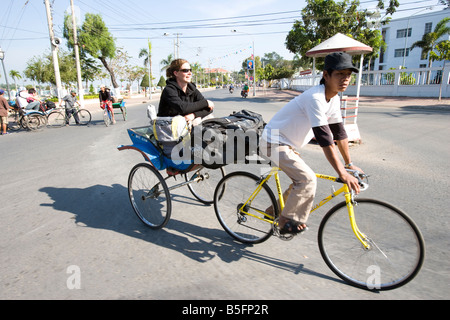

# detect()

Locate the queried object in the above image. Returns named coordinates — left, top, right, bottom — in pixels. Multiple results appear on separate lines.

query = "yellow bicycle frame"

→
left=240, top=167, right=370, bottom=249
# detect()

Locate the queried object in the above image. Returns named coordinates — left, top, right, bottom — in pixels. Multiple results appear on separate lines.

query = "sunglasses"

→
left=179, top=68, right=192, bottom=73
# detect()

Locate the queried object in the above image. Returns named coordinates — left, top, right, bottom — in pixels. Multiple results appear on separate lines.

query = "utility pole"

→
left=70, top=0, right=84, bottom=107
left=44, top=0, right=63, bottom=101
left=148, top=39, right=153, bottom=100
left=175, top=33, right=181, bottom=59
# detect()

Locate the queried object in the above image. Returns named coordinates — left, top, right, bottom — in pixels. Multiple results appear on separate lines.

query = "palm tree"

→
left=160, top=53, right=174, bottom=74
left=9, top=70, right=22, bottom=91
left=139, top=41, right=153, bottom=97
left=410, top=17, right=450, bottom=69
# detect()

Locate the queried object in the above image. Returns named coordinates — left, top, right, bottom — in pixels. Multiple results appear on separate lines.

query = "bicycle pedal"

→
left=272, top=218, right=295, bottom=241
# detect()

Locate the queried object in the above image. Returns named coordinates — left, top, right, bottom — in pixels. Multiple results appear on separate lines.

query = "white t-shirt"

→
left=262, top=84, right=342, bottom=150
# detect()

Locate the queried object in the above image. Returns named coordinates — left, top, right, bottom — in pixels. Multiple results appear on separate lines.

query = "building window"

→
left=396, top=28, right=412, bottom=38
left=424, top=22, right=432, bottom=34
left=395, top=48, right=410, bottom=57
left=420, top=49, right=428, bottom=60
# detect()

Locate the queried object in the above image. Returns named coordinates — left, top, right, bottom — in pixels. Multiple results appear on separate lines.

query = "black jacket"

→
left=99, top=89, right=112, bottom=102
left=158, top=78, right=211, bottom=118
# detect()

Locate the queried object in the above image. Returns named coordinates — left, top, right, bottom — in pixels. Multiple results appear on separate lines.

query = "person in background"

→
left=60, top=90, right=80, bottom=125
left=25, top=88, right=41, bottom=111
left=0, top=89, right=9, bottom=135
left=99, top=84, right=115, bottom=124
left=15, top=87, right=30, bottom=110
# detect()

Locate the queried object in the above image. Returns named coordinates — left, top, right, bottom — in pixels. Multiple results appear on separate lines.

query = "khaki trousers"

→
left=260, top=139, right=317, bottom=224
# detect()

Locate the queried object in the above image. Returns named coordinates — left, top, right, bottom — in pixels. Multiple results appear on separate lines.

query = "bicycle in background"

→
left=46, top=103, right=91, bottom=128
left=101, top=101, right=114, bottom=126
left=7, top=102, right=42, bottom=131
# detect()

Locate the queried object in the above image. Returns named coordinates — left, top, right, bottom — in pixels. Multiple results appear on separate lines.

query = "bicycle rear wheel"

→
left=128, top=163, right=172, bottom=229
left=76, top=109, right=91, bottom=125
left=36, top=114, right=47, bottom=128
left=185, top=166, right=226, bottom=204
left=318, top=198, right=425, bottom=291
left=214, top=171, right=278, bottom=244
left=24, top=114, right=41, bottom=130
left=47, top=111, right=65, bottom=128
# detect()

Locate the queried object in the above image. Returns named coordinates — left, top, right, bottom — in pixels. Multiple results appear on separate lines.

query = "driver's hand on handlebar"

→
left=339, top=172, right=361, bottom=194
left=347, top=164, right=365, bottom=175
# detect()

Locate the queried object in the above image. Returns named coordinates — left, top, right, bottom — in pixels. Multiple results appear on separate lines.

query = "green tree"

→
left=140, top=73, right=149, bottom=90
left=285, top=0, right=398, bottom=68
left=63, top=14, right=102, bottom=89
left=430, top=40, right=450, bottom=62
left=9, top=70, right=22, bottom=91
left=157, top=75, right=166, bottom=88
left=78, top=13, right=119, bottom=89
left=139, top=41, right=153, bottom=96
left=411, top=17, right=450, bottom=69
left=24, top=56, right=48, bottom=89
left=160, top=53, right=174, bottom=75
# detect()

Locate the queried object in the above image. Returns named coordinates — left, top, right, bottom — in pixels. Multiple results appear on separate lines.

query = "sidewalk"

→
left=254, top=88, right=450, bottom=110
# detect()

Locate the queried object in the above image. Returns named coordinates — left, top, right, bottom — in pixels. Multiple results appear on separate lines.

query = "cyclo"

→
left=118, top=108, right=264, bottom=229
left=118, top=112, right=225, bottom=229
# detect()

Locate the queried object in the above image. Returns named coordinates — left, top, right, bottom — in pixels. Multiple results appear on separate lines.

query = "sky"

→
left=0, top=0, right=447, bottom=87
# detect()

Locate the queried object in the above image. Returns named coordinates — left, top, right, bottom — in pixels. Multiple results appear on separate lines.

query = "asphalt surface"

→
left=1, top=87, right=449, bottom=304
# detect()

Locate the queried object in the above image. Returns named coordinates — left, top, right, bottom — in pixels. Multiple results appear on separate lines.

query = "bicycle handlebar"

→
left=335, top=169, right=369, bottom=191
left=347, top=169, right=369, bottom=191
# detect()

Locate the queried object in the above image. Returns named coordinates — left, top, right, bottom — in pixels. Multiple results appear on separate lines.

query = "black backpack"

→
left=191, top=110, right=265, bottom=169
left=46, top=100, right=56, bottom=110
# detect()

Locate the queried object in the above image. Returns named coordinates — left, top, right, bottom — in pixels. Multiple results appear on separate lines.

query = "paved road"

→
left=1, top=88, right=449, bottom=302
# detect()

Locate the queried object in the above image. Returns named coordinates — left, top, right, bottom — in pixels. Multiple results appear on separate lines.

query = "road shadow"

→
left=39, top=183, right=338, bottom=282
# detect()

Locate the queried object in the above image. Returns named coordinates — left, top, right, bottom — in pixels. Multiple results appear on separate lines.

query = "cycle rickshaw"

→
left=118, top=125, right=225, bottom=229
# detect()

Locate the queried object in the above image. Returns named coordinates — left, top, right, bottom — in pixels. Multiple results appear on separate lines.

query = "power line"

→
left=108, top=9, right=301, bottom=27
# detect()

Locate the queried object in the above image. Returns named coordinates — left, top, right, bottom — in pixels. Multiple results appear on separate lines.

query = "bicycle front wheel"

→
left=318, top=198, right=425, bottom=291
left=185, top=166, right=226, bottom=204
left=76, top=109, right=91, bottom=125
left=47, top=111, right=65, bottom=128
left=103, top=109, right=111, bottom=126
left=128, top=163, right=172, bottom=229
left=214, top=171, right=278, bottom=244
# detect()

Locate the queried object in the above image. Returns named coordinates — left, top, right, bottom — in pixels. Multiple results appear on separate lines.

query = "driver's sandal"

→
left=279, top=220, right=308, bottom=235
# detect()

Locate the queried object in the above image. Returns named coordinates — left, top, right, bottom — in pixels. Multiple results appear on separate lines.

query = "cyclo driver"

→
left=99, top=84, right=116, bottom=124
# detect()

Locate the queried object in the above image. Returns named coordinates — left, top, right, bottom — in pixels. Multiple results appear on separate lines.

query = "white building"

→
left=374, top=9, right=450, bottom=71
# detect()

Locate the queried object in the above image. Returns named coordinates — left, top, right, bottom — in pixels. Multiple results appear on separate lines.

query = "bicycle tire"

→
left=103, top=108, right=111, bottom=126
left=185, top=166, right=226, bottom=204
left=47, top=111, right=66, bottom=128
left=76, top=109, right=91, bottom=125
left=24, top=114, right=41, bottom=130
left=318, top=198, right=425, bottom=291
left=128, top=163, right=172, bottom=229
left=214, top=171, right=278, bottom=244
left=36, top=114, right=47, bottom=129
